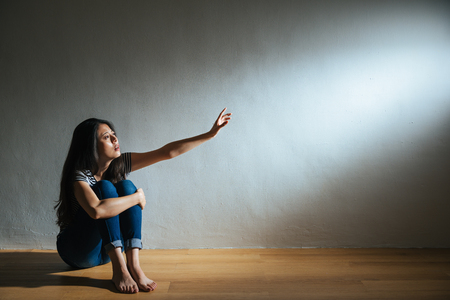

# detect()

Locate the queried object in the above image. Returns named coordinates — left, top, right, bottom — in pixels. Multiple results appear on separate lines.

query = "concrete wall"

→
left=1, top=0, right=450, bottom=249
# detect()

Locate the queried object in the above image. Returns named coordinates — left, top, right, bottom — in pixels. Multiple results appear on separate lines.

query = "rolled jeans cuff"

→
left=104, top=240, right=123, bottom=254
left=125, top=238, right=142, bottom=251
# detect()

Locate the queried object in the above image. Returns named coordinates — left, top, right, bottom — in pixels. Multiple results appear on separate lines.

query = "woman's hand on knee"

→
left=136, top=188, right=146, bottom=210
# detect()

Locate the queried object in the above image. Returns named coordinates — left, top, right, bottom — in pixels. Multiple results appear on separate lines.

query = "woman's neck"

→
left=95, top=160, right=112, bottom=181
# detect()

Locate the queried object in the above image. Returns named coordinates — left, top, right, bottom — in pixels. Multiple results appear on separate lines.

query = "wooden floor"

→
left=0, top=248, right=449, bottom=299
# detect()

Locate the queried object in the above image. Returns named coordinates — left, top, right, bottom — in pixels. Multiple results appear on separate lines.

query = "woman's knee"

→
left=92, top=180, right=118, bottom=199
left=115, top=180, right=137, bottom=196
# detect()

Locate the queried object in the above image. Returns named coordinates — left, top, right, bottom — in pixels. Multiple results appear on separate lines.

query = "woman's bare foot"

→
left=128, top=264, right=157, bottom=292
left=112, top=268, right=139, bottom=294
left=108, top=247, right=139, bottom=293
left=126, top=248, right=157, bottom=292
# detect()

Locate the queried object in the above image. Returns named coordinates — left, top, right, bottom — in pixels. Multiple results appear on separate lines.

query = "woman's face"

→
left=97, top=123, right=121, bottom=163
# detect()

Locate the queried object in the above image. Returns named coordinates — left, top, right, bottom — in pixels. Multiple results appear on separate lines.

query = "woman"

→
left=55, top=108, right=232, bottom=293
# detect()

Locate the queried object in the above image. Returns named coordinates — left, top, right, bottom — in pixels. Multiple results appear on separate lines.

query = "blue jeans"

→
left=57, top=180, right=143, bottom=269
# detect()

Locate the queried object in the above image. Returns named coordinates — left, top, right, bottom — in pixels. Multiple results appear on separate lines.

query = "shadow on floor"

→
left=0, top=251, right=117, bottom=292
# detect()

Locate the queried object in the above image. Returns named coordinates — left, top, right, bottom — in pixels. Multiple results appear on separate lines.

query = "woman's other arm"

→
left=131, top=108, right=232, bottom=172
left=73, top=181, right=146, bottom=219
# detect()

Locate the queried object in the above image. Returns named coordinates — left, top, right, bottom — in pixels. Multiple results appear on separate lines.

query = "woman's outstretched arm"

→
left=131, top=108, right=232, bottom=172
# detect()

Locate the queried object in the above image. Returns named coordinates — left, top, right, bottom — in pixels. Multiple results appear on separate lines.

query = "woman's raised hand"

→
left=210, top=108, right=232, bottom=137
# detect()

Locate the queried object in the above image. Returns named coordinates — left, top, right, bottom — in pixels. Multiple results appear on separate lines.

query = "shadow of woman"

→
left=0, top=251, right=118, bottom=293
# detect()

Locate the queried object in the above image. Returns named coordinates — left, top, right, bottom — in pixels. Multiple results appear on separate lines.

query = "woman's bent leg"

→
left=92, top=180, right=124, bottom=254
left=115, top=180, right=157, bottom=292
left=114, top=180, right=143, bottom=251
left=92, top=180, right=139, bottom=293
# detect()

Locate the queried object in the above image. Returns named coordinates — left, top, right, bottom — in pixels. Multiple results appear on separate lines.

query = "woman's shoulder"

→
left=75, top=170, right=96, bottom=186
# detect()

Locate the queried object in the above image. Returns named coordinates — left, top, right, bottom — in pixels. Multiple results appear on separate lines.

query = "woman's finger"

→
left=217, top=108, right=227, bottom=120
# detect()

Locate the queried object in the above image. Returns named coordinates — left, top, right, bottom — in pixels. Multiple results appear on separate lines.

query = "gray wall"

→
left=1, top=0, right=450, bottom=249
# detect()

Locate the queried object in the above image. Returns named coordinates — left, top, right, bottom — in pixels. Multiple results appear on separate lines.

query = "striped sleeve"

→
left=74, top=170, right=96, bottom=186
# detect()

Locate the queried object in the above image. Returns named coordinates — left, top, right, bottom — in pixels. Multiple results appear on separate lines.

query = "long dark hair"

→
left=55, top=118, right=125, bottom=228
